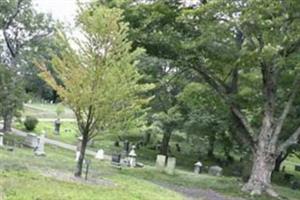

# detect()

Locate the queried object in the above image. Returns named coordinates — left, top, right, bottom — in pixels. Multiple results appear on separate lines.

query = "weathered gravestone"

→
left=95, top=149, right=104, bottom=160
left=128, top=145, right=137, bottom=168
left=208, top=165, right=223, bottom=176
left=156, top=154, right=166, bottom=172
left=165, top=157, right=176, bottom=175
left=35, top=135, right=46, bottom=156
left=194, top=161, right=203, bottom=174
left=24, top=133, right=38, bottom=148
left=0, top=132, right=3, bottom=147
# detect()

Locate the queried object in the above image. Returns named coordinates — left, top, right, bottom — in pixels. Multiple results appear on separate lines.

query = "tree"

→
left=121, top=0, right=300, bottom=196
left=0, top=0, right=53, bottom=132
left=37, top=6, right=152, bottom=177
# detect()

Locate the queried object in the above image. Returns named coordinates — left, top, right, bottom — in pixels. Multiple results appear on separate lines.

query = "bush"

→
left=24, top=116, right=39, bottom=131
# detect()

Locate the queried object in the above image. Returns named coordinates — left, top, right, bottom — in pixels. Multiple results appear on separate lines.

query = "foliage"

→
left=55, top=103, right=65, bottom=118
left=24, top=116, right=39, bottom=131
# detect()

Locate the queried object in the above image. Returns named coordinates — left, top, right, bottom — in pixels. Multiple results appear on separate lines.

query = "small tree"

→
left=37, top=6, right=152, bottom=177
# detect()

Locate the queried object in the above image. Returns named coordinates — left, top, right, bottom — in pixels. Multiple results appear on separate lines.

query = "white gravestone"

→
left=24, top=133, right=38, bottom=148
left=165, top=157, right=176, bottom=175
left=95, top=149, right=105, bottom=160
left=128, top=146, right=137, bottom=167
left=35, top=134, right=46, bottom=156
left=156, top=155, right=166, bottom=172
left=0, top=132, right=4, bottom=146
left=194, top=161, right=203, bottom=174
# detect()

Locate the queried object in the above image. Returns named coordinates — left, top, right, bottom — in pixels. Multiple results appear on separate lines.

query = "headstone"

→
left=295, top=164, right=300, bottom=172
left=128, top=145, right=137, bottom=167
left=95, top=149, right=104, bottom=160
left=111, top=154, right=121, bottom=163
left=54, top=118, right=61, bottom=135
left=194, top=161, right=203, bottom=174
left=156, top=154, right=166, bottom=172
left=0, top=132, right=4, bottom=147
left=165, top=157, right=176, bottom=175
left=208, top=165, right=223, bottom=176
left=24, top=133, right=38, bottom=148
left=35, top=134, right=46, bottom=156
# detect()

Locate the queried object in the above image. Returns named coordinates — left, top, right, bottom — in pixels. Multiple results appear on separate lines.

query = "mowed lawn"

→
left=0, top=146, right=183, bottom=200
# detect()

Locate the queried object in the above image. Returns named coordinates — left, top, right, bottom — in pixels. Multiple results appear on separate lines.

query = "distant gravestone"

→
left=208, top=165, right=223, bottom=176
left=165, top=157, right=176, bottom=175
left=35, top=135, right=46, bottom=156
left=95, top=149, right=104, bottom=160
left=156, top=154, right=166, bottom=172
left=0, top=132, right=3, bottom=147
left=194, top=161, right=203, bottom=174
left=128, top=145, right=137, bottom=167
left=24, top=133, right=38, bottom=148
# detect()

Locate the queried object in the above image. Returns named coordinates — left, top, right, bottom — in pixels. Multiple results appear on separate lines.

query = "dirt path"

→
left=155, top=182, right=245, bottom=200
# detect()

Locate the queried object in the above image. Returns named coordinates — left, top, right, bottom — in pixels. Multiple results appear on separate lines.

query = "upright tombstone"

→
left=0, top=132, right=4, bottom=147
left=165, top=157, right=176, bottom=175
left=24, top=133, right=38, bottom=148
left=54, top=118, right=61, bottom=135
left=194, top=161, right=203, bottom=174
left=95, top=149, right=105, bottom=160
left=156, top=154, right=166, bottom=172
left=35, top=134, right=46, bottom=156
left=128, top=145, right=137, bottom=167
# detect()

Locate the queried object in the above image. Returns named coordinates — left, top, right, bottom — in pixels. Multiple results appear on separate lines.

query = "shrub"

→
left=24, top=116, right=39, bottom=131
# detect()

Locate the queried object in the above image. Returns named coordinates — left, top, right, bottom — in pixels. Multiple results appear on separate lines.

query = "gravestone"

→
left=0, top=132, right=3, bottom=147
left=95, top=149, right=104, bottom=160
left=208, top=165, right=223, bottom=176
left=35, top=135, right=46, bottom=156
left=156, top=154, right=166, bottom=172
left=54, top=118, right=61, bottom=135
left=165, top=157, right=176, bottom=175
left=295, top=164, right=300, bottom=172
left=24, top=133, right=38, bottom=148
left=194, top=161, right=203, bottom=174
left=128, top=145, right=137, bottom=167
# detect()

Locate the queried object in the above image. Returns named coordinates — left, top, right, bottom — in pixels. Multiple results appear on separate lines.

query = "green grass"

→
left=0, top=146, right=182, bottom=200
left=1, top=138, right=300, bottom=200
left=23, top=103, right=74, bottom=119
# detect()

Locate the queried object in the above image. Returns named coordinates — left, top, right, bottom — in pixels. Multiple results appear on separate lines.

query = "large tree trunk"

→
left=2, top=113, right=13, bottom=133
left=74, top=134, right=88, bottom=177
left=242, top=125, right=278, bottom=197
left=160, top=131, right=171, bottom=156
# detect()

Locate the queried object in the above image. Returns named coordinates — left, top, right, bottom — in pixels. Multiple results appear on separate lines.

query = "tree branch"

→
left=279, top=127, right=300, bottom=153
left=191, top=64, right=256, bottom=149
left=272, top=75, right=300, bottom=144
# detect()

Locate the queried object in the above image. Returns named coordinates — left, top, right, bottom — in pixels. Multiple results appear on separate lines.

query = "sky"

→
left=33, top=0, right=87, bottom=26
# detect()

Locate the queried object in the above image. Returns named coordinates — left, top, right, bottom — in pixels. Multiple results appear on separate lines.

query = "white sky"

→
left=33, top=0, right=90, bottom=27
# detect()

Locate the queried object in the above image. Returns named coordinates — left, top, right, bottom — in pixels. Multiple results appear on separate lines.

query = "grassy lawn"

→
left=23, top=103, right=74, bottom=119
left=0, top=145, right=182, bottom=200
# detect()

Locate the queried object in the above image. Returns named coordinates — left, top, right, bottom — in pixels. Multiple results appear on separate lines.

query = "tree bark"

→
left=2, top=113, right=13, bottom=133
left=160, top=131, right=171, bottom=156
left=74, top=133, right=88, bottom=177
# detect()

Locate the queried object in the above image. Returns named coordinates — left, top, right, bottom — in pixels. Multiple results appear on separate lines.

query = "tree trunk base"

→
left=242, top=180, right=279, bottom=198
